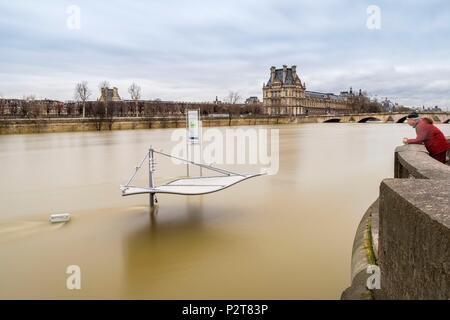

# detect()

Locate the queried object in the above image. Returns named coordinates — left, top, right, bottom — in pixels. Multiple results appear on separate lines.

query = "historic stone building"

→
left=99, top=87, right=121, bottom=103
left=262, top=65, right=352, bottom=115
left=245, top=96, right=260, bottom=104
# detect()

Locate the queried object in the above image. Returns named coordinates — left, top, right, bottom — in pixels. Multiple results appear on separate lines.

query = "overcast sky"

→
left=0, top=0, right=449, bottom=108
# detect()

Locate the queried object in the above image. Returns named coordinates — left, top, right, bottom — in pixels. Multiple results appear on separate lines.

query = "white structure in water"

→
left=120, top=148, right=262, bottom=207
left=120, top=109, right=263, bottom=207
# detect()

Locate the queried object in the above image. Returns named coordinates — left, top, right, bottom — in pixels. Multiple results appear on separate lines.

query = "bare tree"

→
left=99, top=80, right=110, bottom=91
left=20, top=95, right=36, bottom=118
left=128, top=83, right=141, bottom=117
left=0, top=97, right=5, bottom=119
left=99, top=81, right=110, bottom=116
left=98, top=80, right=110, bottom=102
left=23, top=94, right=36, bottom=101
left=0, top=93, right=3, bottom=119
left=74, top=81, right=91, bottom=118
left=225, top=91, right=241, bottom=104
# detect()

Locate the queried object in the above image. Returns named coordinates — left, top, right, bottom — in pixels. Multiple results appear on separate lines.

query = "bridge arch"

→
left=397, top=116, right=407, bottom=123
left=358, top=117, right=382, bottom=123
left=323, top=118, right=341, bottom=123
left=432, top=115, right=441, bottom=123
left=443, top=118, right=450, bottom=124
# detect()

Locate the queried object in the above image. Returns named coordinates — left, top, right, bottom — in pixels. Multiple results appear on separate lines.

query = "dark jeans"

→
left=431, top=151, right=448, bottom=164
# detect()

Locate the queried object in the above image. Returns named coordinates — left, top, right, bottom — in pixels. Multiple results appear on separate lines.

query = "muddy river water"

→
left=1, top=123, right=448, bottom=299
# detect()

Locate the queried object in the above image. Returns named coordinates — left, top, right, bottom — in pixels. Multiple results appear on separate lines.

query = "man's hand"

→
left=403, top=138, right=408, bottom=145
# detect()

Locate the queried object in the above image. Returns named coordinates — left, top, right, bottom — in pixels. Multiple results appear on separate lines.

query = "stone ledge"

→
left=378, top=179, right=450, bottom=299
left=395, top=144, right=450, bottom=179
left=381, top=179, right=450, bottom=230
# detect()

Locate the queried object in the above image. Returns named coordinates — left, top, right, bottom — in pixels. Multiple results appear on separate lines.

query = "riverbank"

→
left=0, top=116, right=316, bottom=135
left=2, top=112, right=449, bottom=135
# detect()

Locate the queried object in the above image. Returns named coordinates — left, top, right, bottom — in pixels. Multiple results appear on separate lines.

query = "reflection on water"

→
left=125, top=199, right=225, bottom=298
left=0, top=123, right=449, bottom=299
left=0, top=220, right=67, bottom=243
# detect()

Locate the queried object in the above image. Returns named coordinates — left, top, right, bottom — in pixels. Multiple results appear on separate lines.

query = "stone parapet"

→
left=343, top=138, right=450, bottom=300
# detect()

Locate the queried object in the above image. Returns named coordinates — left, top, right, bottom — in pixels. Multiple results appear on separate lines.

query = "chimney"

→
left=291, top=65, right=297, bottom=80
left=270, top=66, right=276, bottom=83
left=282, top=65, right=287, bottom=83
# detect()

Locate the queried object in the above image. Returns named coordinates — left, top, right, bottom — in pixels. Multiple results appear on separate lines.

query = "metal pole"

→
left=186, top=111, right=189, bottom=177
left=149, top=147, right=155, bottom=208
left=199, top=114, right=203, bottom=177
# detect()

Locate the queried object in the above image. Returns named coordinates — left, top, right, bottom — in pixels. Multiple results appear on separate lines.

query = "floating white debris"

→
left=49, top=213, right=71, bottom=223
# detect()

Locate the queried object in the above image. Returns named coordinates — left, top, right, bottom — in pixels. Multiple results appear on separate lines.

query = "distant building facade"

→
left=422, top=105, right=443, bottom=112
left=99, top=87, right=121, bottom=103
left=245, top=96, right=260, bottom=104
left=262, top=65, right=352, bottom=115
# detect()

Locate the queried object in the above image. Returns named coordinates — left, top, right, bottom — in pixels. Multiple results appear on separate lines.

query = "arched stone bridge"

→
left=314, top=112, right=450, bottom=124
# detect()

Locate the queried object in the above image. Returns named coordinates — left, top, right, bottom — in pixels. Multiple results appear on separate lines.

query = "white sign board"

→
left=187, top=110, right=200, bottom=144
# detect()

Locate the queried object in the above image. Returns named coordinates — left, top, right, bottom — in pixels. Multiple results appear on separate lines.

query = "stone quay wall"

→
left=343, top=138, right=450, bottom=300
left=0, top=116, right=319, bottom=135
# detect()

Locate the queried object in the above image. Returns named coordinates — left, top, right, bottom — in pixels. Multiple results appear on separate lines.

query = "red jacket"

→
left=407, top=119, right=450, bottom=155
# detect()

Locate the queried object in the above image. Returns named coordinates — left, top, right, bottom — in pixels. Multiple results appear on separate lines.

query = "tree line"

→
left=0, top=98, right=265, bottom=119
left=0, top=81, right=412, bottom=119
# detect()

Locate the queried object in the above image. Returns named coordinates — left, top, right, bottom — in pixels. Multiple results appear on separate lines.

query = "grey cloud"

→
left=0, top=0, right=449, bottom=107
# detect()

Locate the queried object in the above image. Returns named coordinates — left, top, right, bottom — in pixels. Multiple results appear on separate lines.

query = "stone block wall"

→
left=344, top=138, right=450, bottom=300
left=378, top=179, right=450, bottom=299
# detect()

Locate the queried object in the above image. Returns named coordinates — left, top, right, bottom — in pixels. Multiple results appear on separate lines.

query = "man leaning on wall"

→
left=403, top=111, right=450, bottom=164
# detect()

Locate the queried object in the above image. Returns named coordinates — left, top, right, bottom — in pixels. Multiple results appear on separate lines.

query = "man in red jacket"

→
left=403, top=111, right=450, bottom=163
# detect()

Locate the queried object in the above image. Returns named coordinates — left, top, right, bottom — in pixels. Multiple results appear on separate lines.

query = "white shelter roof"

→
left=121, top=174, right=261, bottom=196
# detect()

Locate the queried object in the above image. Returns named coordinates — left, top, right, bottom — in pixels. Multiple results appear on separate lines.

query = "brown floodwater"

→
left=1, top=123, right=449, bottom=299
